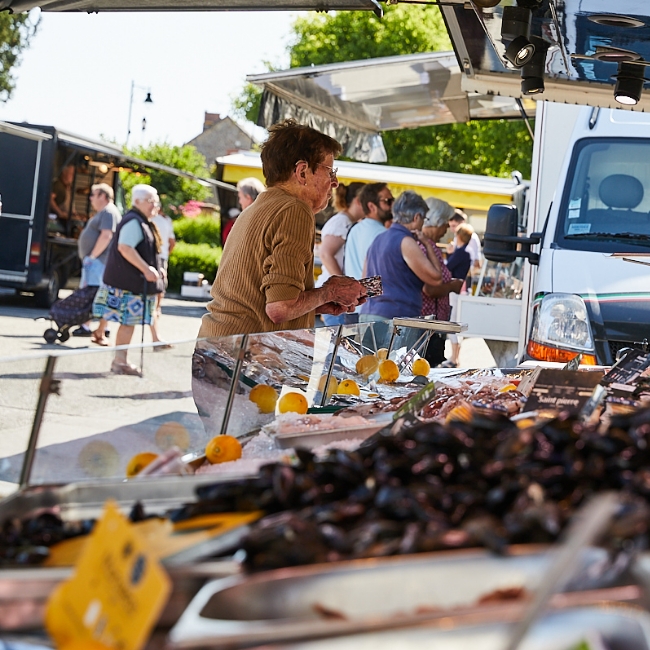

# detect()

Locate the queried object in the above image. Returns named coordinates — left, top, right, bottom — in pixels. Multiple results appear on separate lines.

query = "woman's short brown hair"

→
left=333, top=181, right=365, bottom=212
left=261, top=119, right=342, bottom=187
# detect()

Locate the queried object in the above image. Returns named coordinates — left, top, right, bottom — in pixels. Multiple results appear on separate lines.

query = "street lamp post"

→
left=126, top=80, right=153, bottom=145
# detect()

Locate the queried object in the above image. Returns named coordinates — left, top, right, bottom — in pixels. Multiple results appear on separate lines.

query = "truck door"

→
left=0, top=130, right=44, bottom=285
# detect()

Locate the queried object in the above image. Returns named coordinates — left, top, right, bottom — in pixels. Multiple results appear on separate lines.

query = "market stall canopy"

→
left=217, top=150, right=526, bottom=214
left=247, top=52, right=536, bottom=163
left=0, top=0, right=381, bottom=13
left=432, top=0, right=650, bottom=111
left=0, top=121, right=52, bottom=142
left=21, top=124, right=236, bottom=192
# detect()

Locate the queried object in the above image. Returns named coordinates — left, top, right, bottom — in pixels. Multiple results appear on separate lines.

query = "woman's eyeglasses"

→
left=316, top=163, right=338, bottom=181
left=295, top=160, right=338, bottom=181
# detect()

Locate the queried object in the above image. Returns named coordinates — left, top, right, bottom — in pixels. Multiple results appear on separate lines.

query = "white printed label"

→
left=568, top=223, right=591, bottom=235
left=568, top=209, right=581, bottom=220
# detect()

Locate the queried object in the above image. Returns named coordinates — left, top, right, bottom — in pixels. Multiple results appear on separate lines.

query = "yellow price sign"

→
left=45, top=501, right=171, bottom=650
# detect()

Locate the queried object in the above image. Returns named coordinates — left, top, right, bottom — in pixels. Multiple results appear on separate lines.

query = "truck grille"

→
left=608, top=339, right=647, bottom=362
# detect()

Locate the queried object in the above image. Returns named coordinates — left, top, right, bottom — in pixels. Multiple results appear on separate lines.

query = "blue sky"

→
left=0, top=10, right=299, bottom=147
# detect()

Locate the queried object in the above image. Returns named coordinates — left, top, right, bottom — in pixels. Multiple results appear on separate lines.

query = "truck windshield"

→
left=557, top=138, right=650, bottom=252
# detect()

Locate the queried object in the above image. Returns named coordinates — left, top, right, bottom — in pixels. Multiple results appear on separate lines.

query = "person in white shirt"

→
left=343, top=182, right=394, bottom=280
left=443, top=209, right=482, bottom=367
left=315, top=181, right=365, bottom=326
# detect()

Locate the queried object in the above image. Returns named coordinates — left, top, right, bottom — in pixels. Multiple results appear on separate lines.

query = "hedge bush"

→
left=168, top=242, right=222, bottom=293
left=173, top=215, right=221, bottom=246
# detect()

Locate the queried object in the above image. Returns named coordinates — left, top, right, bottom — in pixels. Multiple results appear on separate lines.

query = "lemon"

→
left=155, top=422, right=191, bottom=451
left=411, top=358, right=431, bottom=377
left=498, top=383, right=518, bottom=393
left=337, top=379, right=360, bottom=395
left=278, top=392, right=309, bottom=414
left=77, top=440, right=120, bottom=478
left=318, top=375, right=339, bottom=399
left=249, top=384, right=279, bottom=413
left=378, top=359, right=400, bottom=383
left=355, top=354, right=379, bottom=377
left=126, top=452, right=158, bottom=478
left=205, top=435, right=242, bottom=464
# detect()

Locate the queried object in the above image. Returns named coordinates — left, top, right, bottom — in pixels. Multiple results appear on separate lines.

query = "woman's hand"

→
left=143, top=265, right=160, bottom=282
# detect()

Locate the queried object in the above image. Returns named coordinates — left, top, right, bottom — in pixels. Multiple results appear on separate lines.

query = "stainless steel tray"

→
left=168, top=545, right=619, bottom=649
left=273, top=422, right=385, bottom=450
left=0, top=473, right=257, bottom=522
left=249, top=606, right=650, bottom=650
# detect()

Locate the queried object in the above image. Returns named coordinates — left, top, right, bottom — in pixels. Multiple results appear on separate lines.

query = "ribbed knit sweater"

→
left=198, top=187, right=316, bottom=338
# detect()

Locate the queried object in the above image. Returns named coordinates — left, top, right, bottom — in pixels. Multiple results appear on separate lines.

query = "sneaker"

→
left=72, top=326, right=92, bottom=337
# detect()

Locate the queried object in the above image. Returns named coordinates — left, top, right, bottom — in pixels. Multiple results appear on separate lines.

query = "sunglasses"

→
left=379, top=197, right=395, bottom=206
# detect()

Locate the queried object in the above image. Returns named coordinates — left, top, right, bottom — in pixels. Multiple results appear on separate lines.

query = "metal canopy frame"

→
left=1, top=0, right=382, bottom=14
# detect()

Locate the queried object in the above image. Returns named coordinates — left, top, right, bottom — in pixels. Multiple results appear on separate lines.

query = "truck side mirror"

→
left=483, top=203, right=541, bottom=265
left=483, top=204, right=518, bottom=263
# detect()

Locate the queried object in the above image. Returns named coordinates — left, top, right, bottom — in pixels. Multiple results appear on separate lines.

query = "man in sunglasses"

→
left=197, top=119, right=365, bottom=338
left=344, top=183, right=394, bottom=281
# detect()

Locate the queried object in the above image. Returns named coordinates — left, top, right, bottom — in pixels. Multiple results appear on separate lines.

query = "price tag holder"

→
left=524, top=368, right=604, bottom=414
left=45, top=500, right=171, bottom=650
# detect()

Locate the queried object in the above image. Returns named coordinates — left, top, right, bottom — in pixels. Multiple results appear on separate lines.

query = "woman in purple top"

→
left=418, top=197, right=464, bottom=366
left=360, top=191, right=443, bottom=350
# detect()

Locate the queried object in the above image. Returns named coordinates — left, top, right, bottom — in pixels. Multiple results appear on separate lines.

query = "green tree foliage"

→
left=167, top=242, right=222, bottom=292
left=121, top=142, right=212, bottom=216
left=233, top=5, right=533, bottom=178
left=0, top=12, right=39, bottom=102
left=289, top=5, right=451, bottom=66
left=173, top=215, right=221, bottom=246
left=383, top=120, right=533, bottom=178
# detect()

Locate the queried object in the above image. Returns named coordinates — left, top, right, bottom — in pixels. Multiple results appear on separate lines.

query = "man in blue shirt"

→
left=344, top=183, right=394, bottom=280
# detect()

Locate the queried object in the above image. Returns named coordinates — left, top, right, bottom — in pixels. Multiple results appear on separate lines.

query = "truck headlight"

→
left=527, top=293, right=598, bottom=364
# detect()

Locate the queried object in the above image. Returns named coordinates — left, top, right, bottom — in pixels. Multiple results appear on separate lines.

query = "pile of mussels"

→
left=172, top=408, right=650, bottom=570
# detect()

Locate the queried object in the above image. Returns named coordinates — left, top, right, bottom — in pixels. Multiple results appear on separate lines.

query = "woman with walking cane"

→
left=92, top=184, right=164, bottom=376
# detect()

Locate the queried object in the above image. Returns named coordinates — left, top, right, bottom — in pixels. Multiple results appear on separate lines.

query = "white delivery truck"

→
left=462, top=102, right=650, bottom=367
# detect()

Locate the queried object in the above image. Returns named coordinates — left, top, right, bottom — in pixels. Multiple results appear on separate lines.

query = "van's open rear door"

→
left=0, top=123, right=52, bottom=287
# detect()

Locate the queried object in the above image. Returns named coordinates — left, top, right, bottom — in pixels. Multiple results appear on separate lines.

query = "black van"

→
left=0, top=122, right=234, bottom=307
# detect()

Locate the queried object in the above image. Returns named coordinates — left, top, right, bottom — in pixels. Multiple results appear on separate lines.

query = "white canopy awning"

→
left=247, top=52, right=536, bottom=163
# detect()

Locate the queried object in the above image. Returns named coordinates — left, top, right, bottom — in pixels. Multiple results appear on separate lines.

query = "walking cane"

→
left=141, top=276, right=147, bottom=375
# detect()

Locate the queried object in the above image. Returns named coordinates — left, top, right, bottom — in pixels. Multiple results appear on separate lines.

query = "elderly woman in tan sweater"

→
left=198, top=120, right=365, bottom=338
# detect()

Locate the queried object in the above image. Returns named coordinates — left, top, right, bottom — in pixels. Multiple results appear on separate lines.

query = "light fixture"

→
left=501, top=5, right=535, bottom=68
left=520, top=36, right=547, bottom=95
left=126, top=81, right=154, bottom=144
left=505, top=36, right=536, bottom=67
left=614, top=62, right=646, bottom=106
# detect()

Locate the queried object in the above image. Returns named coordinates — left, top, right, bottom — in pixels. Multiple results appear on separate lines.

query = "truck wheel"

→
left=35, top=270, right=61, bottom=308
left=43, top=328, right=58, bottom=344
